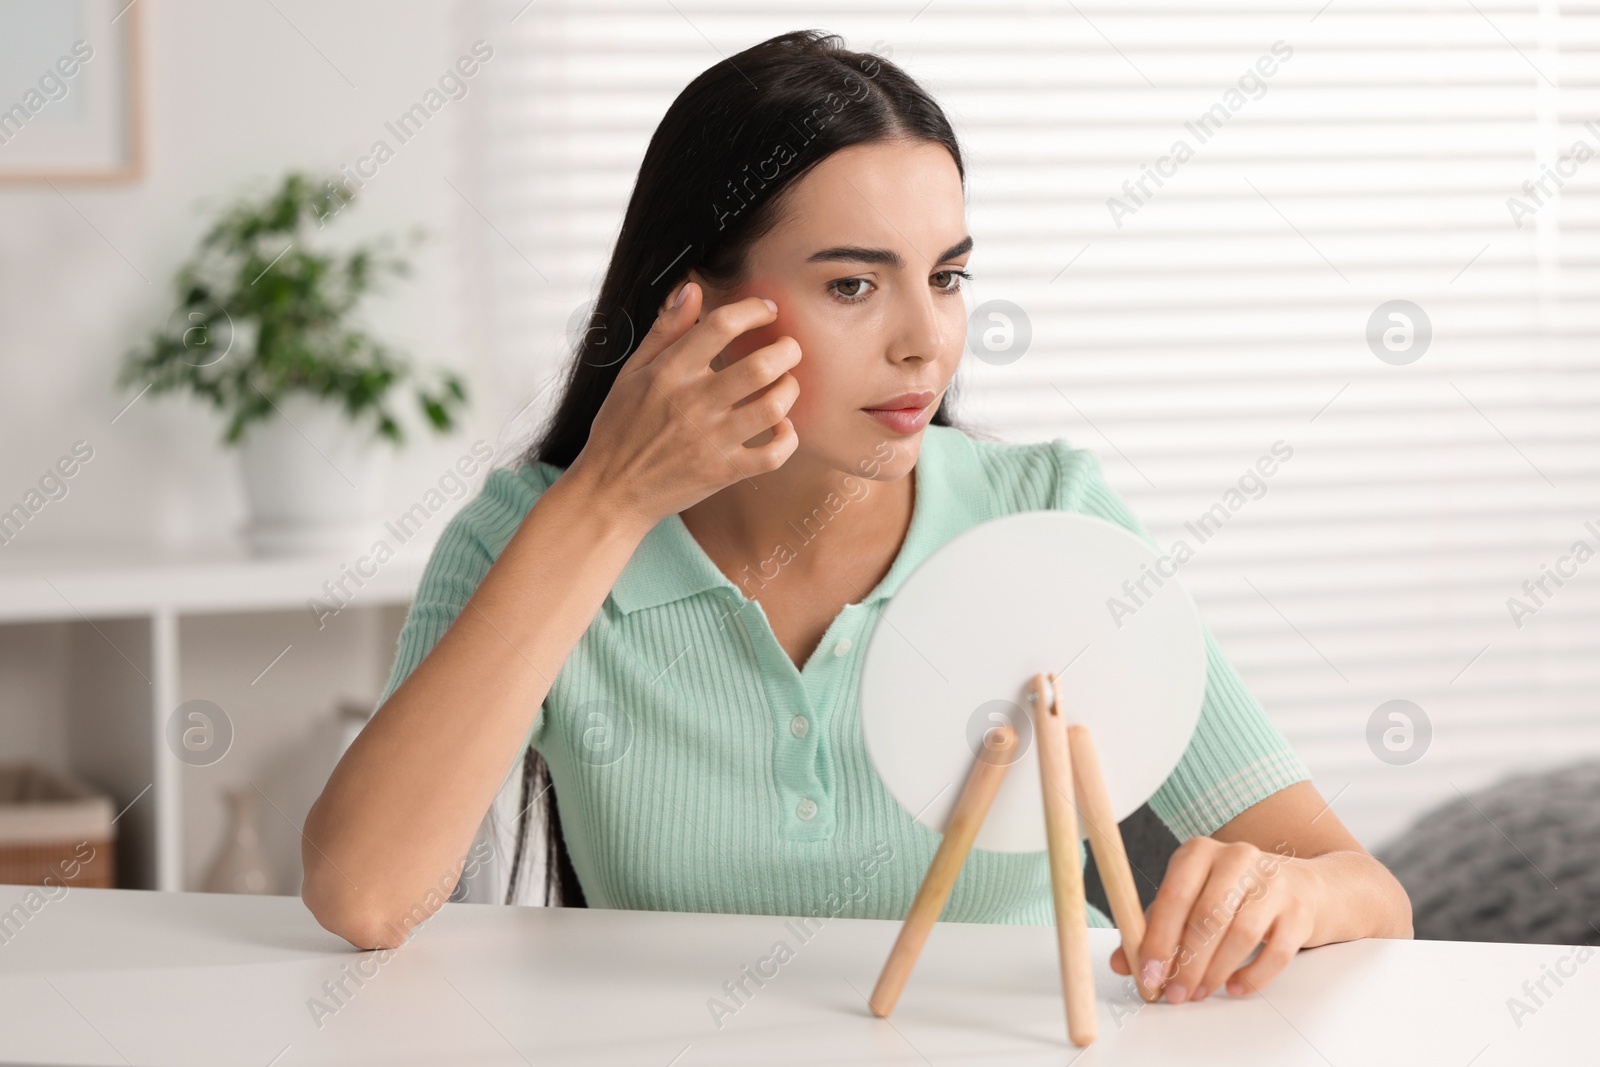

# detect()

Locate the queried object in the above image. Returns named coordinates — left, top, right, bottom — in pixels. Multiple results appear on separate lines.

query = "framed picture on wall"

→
left=0, top=0, right=145, bottom=182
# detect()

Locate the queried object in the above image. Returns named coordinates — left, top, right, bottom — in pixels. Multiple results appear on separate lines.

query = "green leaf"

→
left=119, top=168, right=469, bottom=448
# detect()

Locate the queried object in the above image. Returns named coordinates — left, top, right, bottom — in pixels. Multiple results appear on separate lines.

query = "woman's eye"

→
left=829, top=270, right=972, bottom=305
left=829, top=277, right=873, bottom=303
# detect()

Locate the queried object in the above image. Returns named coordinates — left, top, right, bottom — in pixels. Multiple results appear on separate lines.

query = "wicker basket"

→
left=0, top=764, right=116, bottom=888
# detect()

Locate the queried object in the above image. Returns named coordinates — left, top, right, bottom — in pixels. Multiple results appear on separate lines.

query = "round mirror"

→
left=859, top=510, right=1207, bottom=852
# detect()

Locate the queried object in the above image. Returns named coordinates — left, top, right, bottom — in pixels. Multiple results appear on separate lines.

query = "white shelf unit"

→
left=0, top=539, right=435, bottom=893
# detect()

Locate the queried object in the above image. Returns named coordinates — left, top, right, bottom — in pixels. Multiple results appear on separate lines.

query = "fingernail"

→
left=1192, top=986, right=1210, bottom=1002
left=761, top=298, right=777, bottom=313
left=1140, top=960, right=1162, bottom=989
left=1164, top=983, right=1188, bottom=1004
left=1227, top=979, right=1247, bottom=997
left=670, top=283, right=689, bottom=310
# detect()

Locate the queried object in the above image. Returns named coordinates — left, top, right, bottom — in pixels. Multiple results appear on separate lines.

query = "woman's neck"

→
left=679, top=447, right=915, bottom=601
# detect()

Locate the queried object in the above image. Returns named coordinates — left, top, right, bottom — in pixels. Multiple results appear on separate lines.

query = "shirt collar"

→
left=607, top=424, right=993, bottom=616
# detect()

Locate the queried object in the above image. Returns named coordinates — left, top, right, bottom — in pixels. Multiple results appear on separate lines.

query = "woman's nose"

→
left=886, top=286, right=950, bottom=363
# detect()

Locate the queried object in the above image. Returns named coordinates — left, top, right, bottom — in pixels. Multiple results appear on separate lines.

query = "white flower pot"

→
left=236, top=394, right=389, bottom=556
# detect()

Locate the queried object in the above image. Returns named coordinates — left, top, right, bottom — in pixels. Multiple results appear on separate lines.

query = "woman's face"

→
left=689, top=138, right=971, bottom=482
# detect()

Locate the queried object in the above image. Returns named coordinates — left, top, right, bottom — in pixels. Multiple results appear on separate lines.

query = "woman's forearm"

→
left=1303, top=849, right=1415, bottom=946
left=301, top=466, right=653, bottom=948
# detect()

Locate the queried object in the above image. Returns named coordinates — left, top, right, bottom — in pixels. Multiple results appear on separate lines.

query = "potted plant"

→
left=120, top=171, right=468, bottom=555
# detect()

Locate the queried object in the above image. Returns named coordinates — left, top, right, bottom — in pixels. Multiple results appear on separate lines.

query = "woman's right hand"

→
left=566, top=280, right=802, bottom=528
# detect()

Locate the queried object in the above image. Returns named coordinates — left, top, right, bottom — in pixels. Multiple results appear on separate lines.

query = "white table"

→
left=0, top=884, right=1590, bottom=1065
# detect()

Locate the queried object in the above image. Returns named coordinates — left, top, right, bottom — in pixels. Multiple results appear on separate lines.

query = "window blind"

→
left=467, top=0, right=1600, bottom=896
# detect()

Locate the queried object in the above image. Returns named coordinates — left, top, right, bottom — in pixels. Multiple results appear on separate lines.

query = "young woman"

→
left=302, top=29, right=1411, bottom=1006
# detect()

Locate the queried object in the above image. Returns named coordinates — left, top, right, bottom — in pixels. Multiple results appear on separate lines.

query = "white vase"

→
left=236, top=393, right=389, bottom=556
left=202, top=787, right=276, bottom=895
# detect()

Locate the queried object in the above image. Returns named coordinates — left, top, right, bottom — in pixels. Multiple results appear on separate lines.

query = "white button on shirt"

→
left=790, top=714, right=809, bottom=739
left=796, top=797, right=818, bottom=821
left=833, top=638, right=852, bottom=656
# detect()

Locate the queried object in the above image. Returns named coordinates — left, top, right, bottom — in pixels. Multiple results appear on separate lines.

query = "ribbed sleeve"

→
left=377, top=466, right=558, bottom=749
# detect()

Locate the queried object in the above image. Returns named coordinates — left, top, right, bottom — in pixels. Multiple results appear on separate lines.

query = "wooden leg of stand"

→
left=1069, top=723, right=1163, bottom=1003
left=1034, top=673, right=1098, bottom=1047
left=869, top=723, right=1021, bottom=1018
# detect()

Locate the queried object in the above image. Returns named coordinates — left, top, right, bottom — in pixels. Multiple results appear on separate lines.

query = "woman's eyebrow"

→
left=805, top=235, right=973, bottom=268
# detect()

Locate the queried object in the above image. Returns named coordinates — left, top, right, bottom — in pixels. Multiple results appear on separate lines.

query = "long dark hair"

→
left=505, top=29, right=970, bottom=908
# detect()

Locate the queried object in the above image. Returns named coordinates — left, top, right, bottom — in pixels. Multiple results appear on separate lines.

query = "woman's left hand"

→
left=1108, top=836, right=1320, bottom=1003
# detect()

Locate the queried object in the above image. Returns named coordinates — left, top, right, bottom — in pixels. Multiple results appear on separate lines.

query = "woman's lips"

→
left=862, top=403, right=933, bottom=434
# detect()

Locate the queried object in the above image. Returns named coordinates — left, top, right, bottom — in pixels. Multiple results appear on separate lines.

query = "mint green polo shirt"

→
left=379, top=424, right=1312, bottom=927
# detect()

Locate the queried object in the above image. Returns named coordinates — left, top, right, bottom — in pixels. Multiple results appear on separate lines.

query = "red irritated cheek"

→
left=719, top=278, right=822, bottom=430
left=719, top=276, right=799, bottom=364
